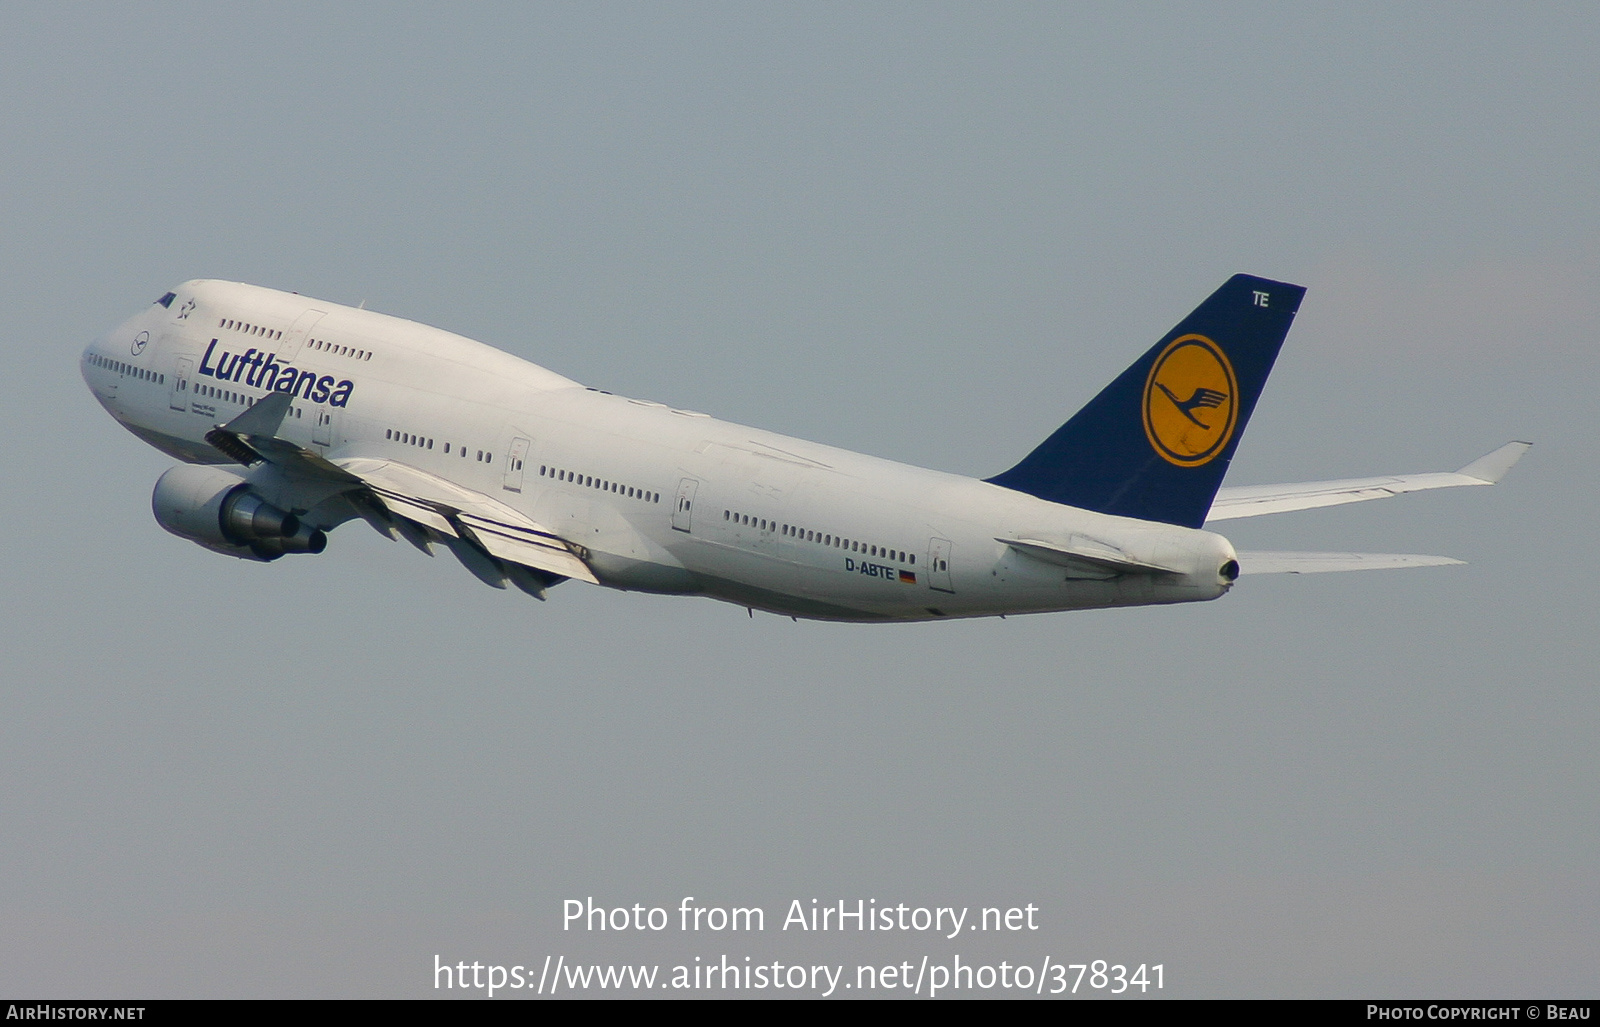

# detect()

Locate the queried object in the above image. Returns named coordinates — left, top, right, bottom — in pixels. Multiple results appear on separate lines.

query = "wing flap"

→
left=1206, top=442, right=1530, bottom=522
left=195, top=406, right=600, bottom=587
left=372, top=492, right=457, bottom=537
left=335, top=458, right=598, bottom=585
left=1236, top=551, right=1465, bottom=574
left=456, top=515, right=595, bottom=583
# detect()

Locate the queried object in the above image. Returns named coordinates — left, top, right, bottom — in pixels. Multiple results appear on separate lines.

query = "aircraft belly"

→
left=691, top=571, right=893, bottom=621
left=586, top=550, right=697, bottom=593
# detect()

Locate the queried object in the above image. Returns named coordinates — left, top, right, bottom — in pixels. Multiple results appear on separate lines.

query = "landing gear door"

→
left=170, top=357, right=192, bottom=411
left=503, top=437, right=530, bottom=493
left=927, top=537, right=955, bottom=593
left=672, top=477, right=699, bottom=533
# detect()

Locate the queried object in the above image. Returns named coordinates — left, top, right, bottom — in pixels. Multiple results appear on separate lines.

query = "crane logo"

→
left=1142, top=333, right=1238, bottom=467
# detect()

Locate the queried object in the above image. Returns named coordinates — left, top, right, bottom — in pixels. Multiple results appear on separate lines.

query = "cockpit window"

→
left=155, top=292, right=176, bottom=308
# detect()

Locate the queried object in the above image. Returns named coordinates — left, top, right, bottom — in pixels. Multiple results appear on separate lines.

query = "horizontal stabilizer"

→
left=1207, top=442, right=1530, bottom=521
left=1236, top=551, right=1465, bottom=574
left=999, top=536, right=1181, bottom=578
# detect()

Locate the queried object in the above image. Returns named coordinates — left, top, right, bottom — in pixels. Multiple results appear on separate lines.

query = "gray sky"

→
left=3, top=2, right=1596, bottom=998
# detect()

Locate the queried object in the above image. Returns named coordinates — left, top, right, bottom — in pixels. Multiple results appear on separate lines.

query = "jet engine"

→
left=151, top=464, right=327, bottom=561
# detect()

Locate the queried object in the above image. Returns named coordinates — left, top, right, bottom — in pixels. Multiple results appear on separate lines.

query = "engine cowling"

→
left=151, top=464, right=327, bottom=562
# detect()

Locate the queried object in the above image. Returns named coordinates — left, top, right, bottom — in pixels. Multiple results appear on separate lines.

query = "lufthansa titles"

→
left=198, top=339, right=354, bottom=407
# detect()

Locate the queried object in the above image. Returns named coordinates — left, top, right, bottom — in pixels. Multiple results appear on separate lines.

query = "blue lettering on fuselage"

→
left=197, top=339, right=354, bottom=407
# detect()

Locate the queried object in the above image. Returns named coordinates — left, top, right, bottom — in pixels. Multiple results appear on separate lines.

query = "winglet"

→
left=205, top=393, right=296, bottom=465
left=221, top=392, right=293, bottom=437
left=1455, top=441, right=1531, bottom=484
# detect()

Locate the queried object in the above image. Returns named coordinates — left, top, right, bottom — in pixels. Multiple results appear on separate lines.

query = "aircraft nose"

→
left=81, top=319, right=134, bottom=411
left=81, top=331, right=109, bottom=385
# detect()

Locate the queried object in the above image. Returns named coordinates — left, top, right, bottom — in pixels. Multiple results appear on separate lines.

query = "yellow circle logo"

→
left=1142, top=334, right=1238, bottom=466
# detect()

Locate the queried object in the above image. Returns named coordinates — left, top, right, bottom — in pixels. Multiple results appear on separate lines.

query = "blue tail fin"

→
left=985, top=274, right=1305, bottom=529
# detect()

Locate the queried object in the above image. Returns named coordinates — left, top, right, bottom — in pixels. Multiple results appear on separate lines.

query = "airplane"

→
left=80, top=274, right=1527, bottom=622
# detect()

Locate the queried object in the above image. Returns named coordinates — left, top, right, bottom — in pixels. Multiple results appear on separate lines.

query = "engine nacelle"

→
left=151, top=464, right=327, bottom=562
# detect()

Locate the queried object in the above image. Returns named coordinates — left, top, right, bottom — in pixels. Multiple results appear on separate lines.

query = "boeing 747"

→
left=81, top=274, right=1526, bottom=621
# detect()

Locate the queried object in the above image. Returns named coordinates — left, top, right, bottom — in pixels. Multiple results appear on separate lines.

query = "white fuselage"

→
left=82, top=280, right=1237, bottom=621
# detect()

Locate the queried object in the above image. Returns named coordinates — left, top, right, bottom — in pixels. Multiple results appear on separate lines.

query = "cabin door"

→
left=502, top=437, right=530, bottom=493
left=927, top=537, right=955, bottom=593
left=170, top=357, right=192, bottom=411
left=672, top=477, right=700, bottom=533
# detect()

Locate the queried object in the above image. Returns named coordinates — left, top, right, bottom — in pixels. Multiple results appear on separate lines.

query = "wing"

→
left=332, top=457, right=599, bottom=588
left=1206, top=441, right=1529, bottom=522
left=206, top=394, right=596, bottom=594
left=1235, top=551, right=1464, bottom=574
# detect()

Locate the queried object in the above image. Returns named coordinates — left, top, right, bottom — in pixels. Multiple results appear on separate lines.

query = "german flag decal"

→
left=899, top=570, right=917, bottom=584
